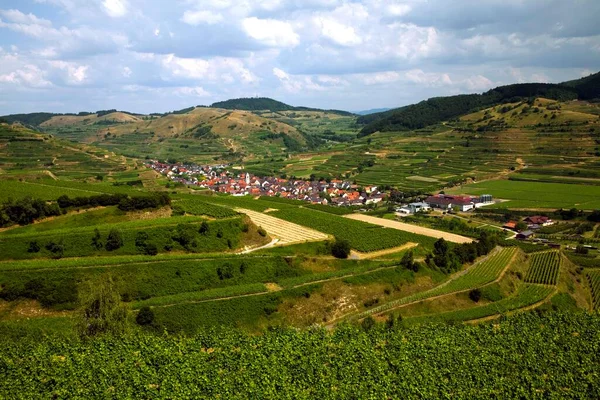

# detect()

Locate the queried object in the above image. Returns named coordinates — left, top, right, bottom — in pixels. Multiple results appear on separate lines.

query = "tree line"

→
left=0, top=193, right=171, bottom=228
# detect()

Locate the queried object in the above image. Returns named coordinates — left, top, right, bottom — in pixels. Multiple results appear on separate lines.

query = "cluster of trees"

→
left=210, top=97, right=353, bottom=116
left=0, top=196, right=61, bottom=226
left=330, top=237, right=351, bottom=259
left=0, top=193, right=171, bottom=228
left=117, top=193, right=171, bottom=211
left=357, top=80, right=597, bottom=136
left=427, top=232, right=499, bottom=274
left=0, top=277, right=78, bottom=309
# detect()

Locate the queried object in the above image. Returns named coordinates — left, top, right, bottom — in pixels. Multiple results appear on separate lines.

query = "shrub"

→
left=27, top=241, right=40, bottom=253
left=105, top=229, right=123, bottom=251
left=257, top=227, right=267, bottom=237
left=136, top=306, right=155, bottom=326
left=469, top=288, right=482, bottom=303
left=331, top=237, right=351, bottom=259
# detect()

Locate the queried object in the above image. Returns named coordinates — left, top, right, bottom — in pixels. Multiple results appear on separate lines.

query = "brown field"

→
left=345, top=214, right=474, bottom=244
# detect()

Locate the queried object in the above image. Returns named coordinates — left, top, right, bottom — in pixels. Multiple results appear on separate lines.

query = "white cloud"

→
left=49, top=60, right=89, bottom=84
left=161, top=54, right=257, bottom=84
left=242, top=17, right=299, bottom=48
left=315, top=17, right=362, bottom=46
left=405, top=69, right=453, bottom=86
left=102, top=0, right=127, bottom=18
left=174, top=86, right=210, bottom=97
left=182, top=10, right=223, bottom=25
left=0, top=64, right=52, bottom=88
left=122, top=67, right=132, bottom=77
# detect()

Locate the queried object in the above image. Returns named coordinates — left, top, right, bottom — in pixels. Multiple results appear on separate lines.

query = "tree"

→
left=105, top=229, right=123, bottom=251
left=199, top=221, right=210, bottom=235
left=27, top=240, right=41, bottom=253
left=78, top=274, right=129, bottom=338
left=400, top=250, right=417, bottom=272
left=136, top=306, right=155, bottom=326
left=91, top=228, right=103, bottom=250
left=469, top=288, right=482, bottom=302
left=331, top=237, right=351, bottom=259
left=361, top=316, right=376, bottom=331
left=515, top=221, right=528, bottom=231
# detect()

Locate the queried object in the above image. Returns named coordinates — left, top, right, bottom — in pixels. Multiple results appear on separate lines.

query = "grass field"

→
left=447, top=180, right=600, bottom=209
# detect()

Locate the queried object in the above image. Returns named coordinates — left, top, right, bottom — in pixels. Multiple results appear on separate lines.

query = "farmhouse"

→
left=517, top=230, right=535, bottom=240
left=395, top=202, right=431, bottom=216
left=524, top=216, right=554, bottom=227
left=503, top=221, right=518, bottom=230
left=425, top=194, right=475, bottom=212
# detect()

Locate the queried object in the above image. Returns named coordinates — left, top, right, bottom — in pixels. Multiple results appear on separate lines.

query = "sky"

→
left=0, top=0, right=599, bottom=115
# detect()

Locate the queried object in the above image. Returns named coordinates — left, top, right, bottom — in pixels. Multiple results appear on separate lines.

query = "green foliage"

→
left=211, top=97, right=353, bottom=116
left=78, top=274, right=130, bottom=338
left=469, top=288, right=482, bottom=302
left=331, top=237, right=351, bottom=259
left=105, top=229, right=124, bottom=251
left=273, top=207, right=435, bottom=252
left=358, top=82, right=580, bottom=135
left=135, top=306, right=155, bottom=326
left=360, top=247, right=517, bottom=317
left=0, top=313, right=598, bottom=398
left=587, top=271, right=600, bottom=310
left=525, top=251, right=561, bottom=285
left=175, top=199, right=238, bottom=218
left=407, top=284, right=554, bottom=323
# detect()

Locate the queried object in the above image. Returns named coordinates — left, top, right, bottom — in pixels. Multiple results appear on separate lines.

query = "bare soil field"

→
left=345, top=214, right=474, bottom=244
left=236, top=208, right=330, bottom=245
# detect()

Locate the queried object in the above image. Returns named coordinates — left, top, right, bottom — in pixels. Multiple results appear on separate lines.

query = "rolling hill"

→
left=358, top=72, right=600, bottom=136
left=211, top=97, right=354, bottom=116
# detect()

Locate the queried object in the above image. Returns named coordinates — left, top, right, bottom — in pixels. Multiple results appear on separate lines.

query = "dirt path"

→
left=237, top=238, right=280, bottom=254
left=345, top=214, right=474, bottom=244
left=350, top=242, right=418, bottom=260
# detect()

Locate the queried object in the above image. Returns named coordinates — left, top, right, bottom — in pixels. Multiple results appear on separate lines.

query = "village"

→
left=147, top=160, right=581, bottom=246
left=147, top=160, right=388, bottom=206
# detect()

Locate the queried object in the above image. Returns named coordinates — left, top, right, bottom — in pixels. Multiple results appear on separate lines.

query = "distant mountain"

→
left=211, top=97, right=354, bottom=116
left=355, top=108, right=391, bottom=116
left=357, top=72, right=600, bottom=136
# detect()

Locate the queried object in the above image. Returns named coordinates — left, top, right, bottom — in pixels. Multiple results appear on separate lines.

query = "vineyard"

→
left=525, top=251, right=561, bottom=285
left=175, top=199, right=239, bottom=218
left=356, top=247, right=517, bottom=318
left=588, top=271, right=600, bottom=310
left=407, top=284, right=555, bottom=323
left=272, top=207, right=436, bottom=252
left=1, top=313, right=598, bottom=398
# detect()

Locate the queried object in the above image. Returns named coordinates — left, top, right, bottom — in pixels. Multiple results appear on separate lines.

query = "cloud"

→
left=160, top=54, right=257, bottom=84
left=102, top=0, right=127, bottom=18
left=0, top=64, right=52, bottom=88
left=49, top=60, right=89, bottom=84
left=315, top=17, right=362, bottom=46
left=182, top=10, right=223, bottom=25
left=242, top=17, right=299, bottom=48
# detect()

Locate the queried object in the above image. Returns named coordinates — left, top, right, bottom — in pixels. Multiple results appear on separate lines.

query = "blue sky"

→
left=0, top=0, right=599, bottom=114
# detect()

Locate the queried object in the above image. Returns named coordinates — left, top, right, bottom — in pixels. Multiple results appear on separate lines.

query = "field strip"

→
left=350, top=242, right=418, bottom=259
left=145, top=264, right=403, bottom=309
left=344, top=214, right=474, bottom=244
left=464, top=287, right=557, bottom=324
left=326, top=247, right=517, bottom=325
left=235, top=208, right=330, bottom=245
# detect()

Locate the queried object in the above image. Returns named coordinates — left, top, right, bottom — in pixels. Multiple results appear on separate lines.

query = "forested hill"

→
left=358, top=72, right=600, bottom=136
left=211, top=97, right=354, bottom=116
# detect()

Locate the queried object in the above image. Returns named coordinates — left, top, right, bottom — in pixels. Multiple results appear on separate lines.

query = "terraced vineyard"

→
left=272, top=207, right=436, bottom=252
left=407, top=284, right=555, bottom=323
left=587, top=271, right=600, bottom=310
left=237, top=208, right=329, bottom=245
left=175, top=199, right=239, bottom=219
left=525, top=251, right=561, bottom=285
left=355, top=247, right=517, bottom=318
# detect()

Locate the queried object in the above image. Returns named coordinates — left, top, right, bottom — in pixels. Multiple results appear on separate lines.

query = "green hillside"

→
left=212, top=97, right=354, bottom=116
left=358, top=74, right=600, bottom=136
